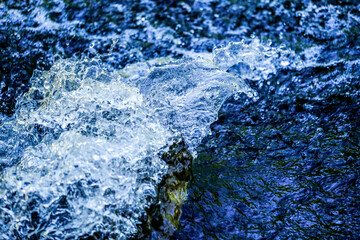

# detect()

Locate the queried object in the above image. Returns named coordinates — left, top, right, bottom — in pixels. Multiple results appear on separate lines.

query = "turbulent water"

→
left=1, top=0, right=360, bottom=239
left=0, top=52, right=254, bottom=238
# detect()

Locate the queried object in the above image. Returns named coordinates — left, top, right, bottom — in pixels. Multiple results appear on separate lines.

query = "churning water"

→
left=1, top=0, right=359, bottom=239
left=0, top=52, right=253, bottom=238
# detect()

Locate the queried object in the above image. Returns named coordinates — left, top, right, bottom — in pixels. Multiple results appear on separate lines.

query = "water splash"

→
left=213, top=39, right=302, bottom=80
left=124, top=58, right=252, bottom=154
left=1, top=57, right=172, bottom=239
left=0, top=41, right=264, bottom=238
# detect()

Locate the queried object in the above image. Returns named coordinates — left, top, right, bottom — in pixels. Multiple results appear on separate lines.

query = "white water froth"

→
left=0, top=41, right=283, bottom=239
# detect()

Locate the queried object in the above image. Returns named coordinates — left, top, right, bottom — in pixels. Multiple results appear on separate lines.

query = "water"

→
left=1, top=0, right=359, bottom=239
left=0, top=52, right=253, bottom=239
left=179, top=59, right=360, bottom=239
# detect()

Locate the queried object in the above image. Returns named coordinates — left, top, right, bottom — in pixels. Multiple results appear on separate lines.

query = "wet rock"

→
left=134, top=139, right=193, bottom=240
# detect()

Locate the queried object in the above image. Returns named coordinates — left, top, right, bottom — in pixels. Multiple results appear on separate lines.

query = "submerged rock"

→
left=134, top=139, right=193, bottom=240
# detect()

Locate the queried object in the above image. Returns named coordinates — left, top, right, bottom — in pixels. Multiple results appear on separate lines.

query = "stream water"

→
left=1, top=0, right=359, bottom=239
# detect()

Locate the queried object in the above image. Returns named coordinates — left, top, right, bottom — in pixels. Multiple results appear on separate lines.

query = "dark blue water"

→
left=1, top=0, right=359, bottom=239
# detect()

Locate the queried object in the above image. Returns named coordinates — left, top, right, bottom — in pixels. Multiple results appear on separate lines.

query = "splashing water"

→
left=1, top=0, right=359, bottom=239
left=213, top=39, right=302, bottom=80
left=0, top=39, right=282, bottom=239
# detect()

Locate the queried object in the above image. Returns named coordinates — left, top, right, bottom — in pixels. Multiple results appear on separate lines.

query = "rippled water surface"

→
left=1, top=0, right=359, bottom=239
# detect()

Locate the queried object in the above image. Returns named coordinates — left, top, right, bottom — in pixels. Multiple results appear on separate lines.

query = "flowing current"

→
left=0, top=41, right=284, bottom=238
left=1, top=0, right=359, bottom=239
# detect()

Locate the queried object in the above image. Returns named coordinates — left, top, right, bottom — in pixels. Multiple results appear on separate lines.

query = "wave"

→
left=0, top=40, right=276, bottom=238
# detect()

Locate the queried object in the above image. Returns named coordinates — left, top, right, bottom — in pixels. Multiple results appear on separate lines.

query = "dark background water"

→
left=1, top=0, right=360, bottom=239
